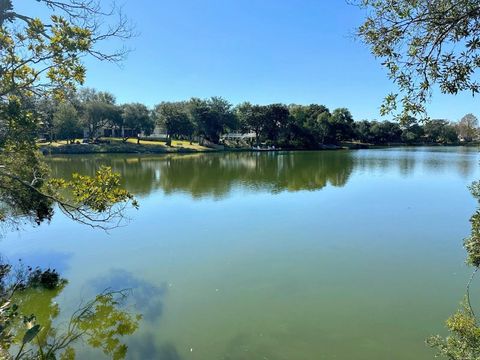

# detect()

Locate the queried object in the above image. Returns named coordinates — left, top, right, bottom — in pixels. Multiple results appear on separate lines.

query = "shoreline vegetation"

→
left=39, top=137, right=480, bottom=155
left=35, top=90, right=480, bottom=156
left=39, top=138, right=213, bottom=155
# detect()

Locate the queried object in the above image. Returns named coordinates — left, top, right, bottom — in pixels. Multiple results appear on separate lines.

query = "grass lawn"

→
left=118, top=138, right=210, bottom=151
left=37, top=139, right=83, bottom=147
left=38, top=138, right=211, bottom=152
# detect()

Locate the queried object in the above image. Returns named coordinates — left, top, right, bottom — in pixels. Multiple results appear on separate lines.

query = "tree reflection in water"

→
left=89, top=269, right=185, bottom=360
left=46, top=151, right=355, bottom=198
left=1, top=262, right=141, bottom=360
left=46, top=149, right=478, bottom=199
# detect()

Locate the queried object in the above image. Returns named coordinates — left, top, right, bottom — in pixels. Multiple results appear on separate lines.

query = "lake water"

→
left=3, top=147, right=480, bottom=359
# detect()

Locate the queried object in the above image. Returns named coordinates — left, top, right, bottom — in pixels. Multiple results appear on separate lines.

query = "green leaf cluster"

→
left=428, top=300, right=480, bottom=359
left=356, top=0, right=480, bottom=121
left=49, top=166, right=139, bottom=213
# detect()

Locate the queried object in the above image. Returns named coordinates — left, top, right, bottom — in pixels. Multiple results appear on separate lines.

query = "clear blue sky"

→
left=24, top=0, right=480, bottom=120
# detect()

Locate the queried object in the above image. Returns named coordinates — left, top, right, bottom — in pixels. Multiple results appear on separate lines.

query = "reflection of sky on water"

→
left=4, top=251, right=73, bottom=274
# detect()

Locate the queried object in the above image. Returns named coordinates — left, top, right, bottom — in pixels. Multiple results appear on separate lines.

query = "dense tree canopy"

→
left=24, top=87, right=478, bottom=149
left=79, top=90, right=121, bottom=140
left=121, top=103, right=154, bottom=143
left=187, top=97, right=237, bottom=143
left=53, top=102, right=82, bottom=143
left=236, top=102, right=267, bottom=145
left=153, top=102, right=193, bottom=145
left=286, top=104, right=330, bottom=148
left=423, top=119, right=458, bottom=143
left=261, top=104, right=289, bottom=145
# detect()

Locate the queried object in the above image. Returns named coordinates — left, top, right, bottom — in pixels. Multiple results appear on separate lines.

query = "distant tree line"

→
left=35, top=89, right=479, bottom=148
left=37, top=89, right=155, bottom=144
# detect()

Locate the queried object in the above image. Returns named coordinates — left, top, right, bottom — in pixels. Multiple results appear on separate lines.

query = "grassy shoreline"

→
left=39, top=138, right=214, bottom=155
left=39, top=138, right=479, bottom=155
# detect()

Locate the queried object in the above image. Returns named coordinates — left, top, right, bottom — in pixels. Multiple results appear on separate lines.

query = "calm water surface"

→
left=3, top=147, right=480, bottom=359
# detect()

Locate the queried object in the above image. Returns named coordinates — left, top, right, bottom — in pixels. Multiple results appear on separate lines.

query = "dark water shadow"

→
left=126, top=335, right=183, bottom=360
left=90, top=268, right=167, bottom=323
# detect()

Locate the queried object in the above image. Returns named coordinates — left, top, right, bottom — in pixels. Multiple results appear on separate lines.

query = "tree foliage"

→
left=0, top=1, right=140, bottom=359
left=0, top=0, right=137, bottom=228
left=458, top=113, right=479, bottom=141
left=355, top=120, right=402, bottom=144
left=423, top=119, right=458, bottom=143
left=356, top=0, right=480, bottom=120
left=428, top=181, right=480, bottom=359
left=428, top=300, right=480, bottom=360
left=121, top=103, right=154, bottom=143
left=48, top=166, right=139, bottom=228
left=464, top=182, right=480, bottom=268
left=187, top=97, right=236, bottom=143
left=0, top=0, right=132, bottom=100
left=53, top=102, right=82, bottom=143
left=153, top=102, right=193, bottom=145
left=81, top=96, right=121, bottom=140
left=236, top=102, right=267, bottom=145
